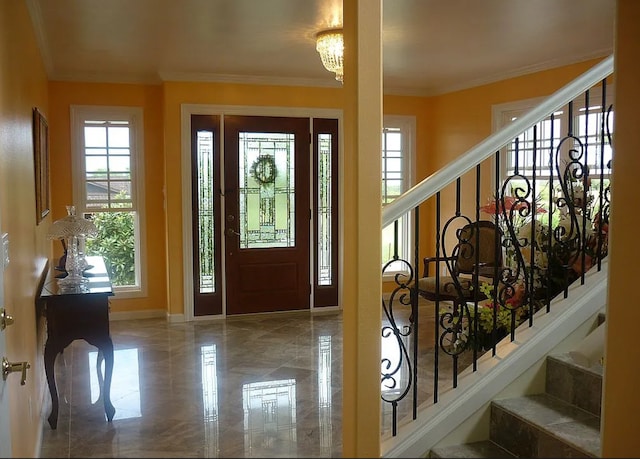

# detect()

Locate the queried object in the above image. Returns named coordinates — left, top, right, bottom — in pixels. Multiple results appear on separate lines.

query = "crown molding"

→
left=26, top=0, right=54, bottom=78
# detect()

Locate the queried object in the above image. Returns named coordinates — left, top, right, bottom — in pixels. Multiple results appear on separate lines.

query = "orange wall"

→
left=48, top=82, right=167, bottom=314
left=429, top=59, right=604, bottom=172
left=0, top=1, right=50, bottom=456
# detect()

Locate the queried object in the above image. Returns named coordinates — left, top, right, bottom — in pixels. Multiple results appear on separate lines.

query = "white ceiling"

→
left=27, top=0, right=615, bottom=96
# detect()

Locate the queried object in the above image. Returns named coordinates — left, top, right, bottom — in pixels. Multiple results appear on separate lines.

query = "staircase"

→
left=380, top=55, right=614, bottom=457
left=429, top=316, right=605, bottom=458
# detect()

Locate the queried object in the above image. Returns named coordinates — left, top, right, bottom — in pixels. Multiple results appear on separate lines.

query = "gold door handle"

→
left=2, top=357, right=30, bottom=385
left=0, top=308, right=14, bottom=330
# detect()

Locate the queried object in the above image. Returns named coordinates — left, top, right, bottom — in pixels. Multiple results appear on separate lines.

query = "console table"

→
left=39, top=255, right=115, bottom=429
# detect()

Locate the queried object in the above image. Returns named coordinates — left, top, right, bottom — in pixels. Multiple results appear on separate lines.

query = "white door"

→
left=0, top=214, right=11, bottom=456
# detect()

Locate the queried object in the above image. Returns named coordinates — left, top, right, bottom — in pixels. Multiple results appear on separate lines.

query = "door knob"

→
left=226, top=228, right=241, bottom=237
left=0, top=308, right=14, bottom=330
left=2, top=357, right=30, bottom=385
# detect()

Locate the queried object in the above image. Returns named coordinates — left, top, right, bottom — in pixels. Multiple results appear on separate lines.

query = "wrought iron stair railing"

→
left=380, top=55, right=613, bottom=439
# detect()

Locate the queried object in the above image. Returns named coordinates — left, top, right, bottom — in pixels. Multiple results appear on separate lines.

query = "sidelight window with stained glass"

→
left=317, top=133, right=333, bottom=286
left=196, top=130, right=216, bottom=293
left=313, top=118, right=339, bottom=308
left=190, top=114, right=222, bottom=316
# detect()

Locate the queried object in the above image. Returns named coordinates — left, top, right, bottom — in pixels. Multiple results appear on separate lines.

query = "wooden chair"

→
left=416, top=220, right=503, bottom=308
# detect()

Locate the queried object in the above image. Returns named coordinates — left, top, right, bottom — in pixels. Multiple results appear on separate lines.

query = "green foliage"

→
left=85, top=211, right=136, bottom=286
left=472, top=283, right=525, bottom=334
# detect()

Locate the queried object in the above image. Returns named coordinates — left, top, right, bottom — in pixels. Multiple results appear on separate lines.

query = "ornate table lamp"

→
left=47, top=205, right=98, bottom=285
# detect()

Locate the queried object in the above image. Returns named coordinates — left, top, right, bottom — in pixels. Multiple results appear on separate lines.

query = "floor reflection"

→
left=201, top=344, right=219, bottom=457
left=89, top=348, right=142, bottom=420
left=243, top=379, right=297, bottom=456
left=40, top=312, right=343, bottom=458
left=317, top=335, right=333, bottom=457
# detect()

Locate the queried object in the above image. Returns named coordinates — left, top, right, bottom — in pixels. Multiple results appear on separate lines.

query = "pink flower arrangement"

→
left=479, top=195, right=547, bottom=217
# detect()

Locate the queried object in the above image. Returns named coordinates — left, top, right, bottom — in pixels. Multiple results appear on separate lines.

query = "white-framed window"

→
left=493, top=88, right=613, bottom=213
left=70, top=105, right=146, bottom=297
left=381, top=115, right=416, bottom=276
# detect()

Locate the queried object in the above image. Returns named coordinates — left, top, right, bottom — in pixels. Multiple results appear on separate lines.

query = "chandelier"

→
left=315, top=28, right=344, bottom=83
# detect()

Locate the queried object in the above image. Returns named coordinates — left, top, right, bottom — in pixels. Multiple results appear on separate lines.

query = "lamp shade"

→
left=315, top=28, right=344, bottom=83
left=47, top=205, right=97, bottom=240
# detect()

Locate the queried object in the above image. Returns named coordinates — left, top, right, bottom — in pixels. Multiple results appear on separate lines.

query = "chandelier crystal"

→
left=315, top=28, right=344, bottom=83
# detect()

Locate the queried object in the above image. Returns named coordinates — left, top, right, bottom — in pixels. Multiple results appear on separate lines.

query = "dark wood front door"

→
left=223, top=115, right=311, bottom=315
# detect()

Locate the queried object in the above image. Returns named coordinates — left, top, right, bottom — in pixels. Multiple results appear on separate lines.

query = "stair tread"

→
left=430, top=440, right=516, bottom=458
left=492, top=393, right=601, bottom=457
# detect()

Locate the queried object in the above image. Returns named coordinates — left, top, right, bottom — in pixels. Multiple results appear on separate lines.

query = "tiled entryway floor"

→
left=39, top=297, right=470, bottom=458
left=39, top=311, right=344, bottom=458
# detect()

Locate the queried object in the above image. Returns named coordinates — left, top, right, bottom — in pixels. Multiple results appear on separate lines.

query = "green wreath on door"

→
left=250, top=155, right=277, bottom=185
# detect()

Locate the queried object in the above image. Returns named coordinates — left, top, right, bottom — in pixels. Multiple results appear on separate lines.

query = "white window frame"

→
left=382, top=115, right=416, bottom=279
left=70, top=105, right=147, bottom=298
left=493, top=87, right=614, bottom=195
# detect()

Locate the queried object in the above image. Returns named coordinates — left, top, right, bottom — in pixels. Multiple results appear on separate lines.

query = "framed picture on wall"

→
left=33, top=107, right=50, bottom=224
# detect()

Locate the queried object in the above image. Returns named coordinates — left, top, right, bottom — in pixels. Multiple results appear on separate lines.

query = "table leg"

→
left=44, top=341, right=60, bottom=430
left=90, top=337, right=115, bottom=422
left=103, top=340, right=115, bottom=422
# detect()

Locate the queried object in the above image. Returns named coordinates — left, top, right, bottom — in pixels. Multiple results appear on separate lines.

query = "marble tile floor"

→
left=39, top=298, right=467, bottom=458
left=39, top=311, right=344, bottom=458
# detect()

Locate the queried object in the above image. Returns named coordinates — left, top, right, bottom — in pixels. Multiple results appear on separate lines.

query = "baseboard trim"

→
left=311, top=305, right=342, bottom=314
left=174, top=307, right=342, bottom=323
left=167, top=312, right=185, bottom=323
left=109, top=309, right=165, bottom=321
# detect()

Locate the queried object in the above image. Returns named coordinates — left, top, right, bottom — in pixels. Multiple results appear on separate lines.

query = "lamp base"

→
left=57, top=280, right=89, bottom=294
left=57, top=274, right=89, bottom=286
